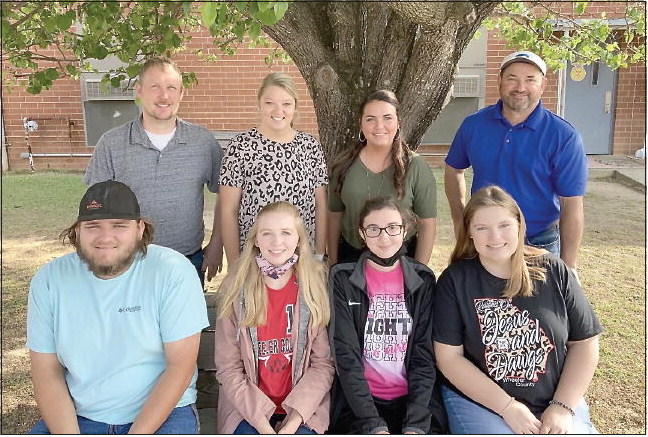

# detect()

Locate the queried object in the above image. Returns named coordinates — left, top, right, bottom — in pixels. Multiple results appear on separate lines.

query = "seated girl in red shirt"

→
left=215, top=201, right=334, bottom=434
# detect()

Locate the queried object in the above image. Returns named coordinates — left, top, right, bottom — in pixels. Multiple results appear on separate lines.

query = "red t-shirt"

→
left=257, top=274, right=298, bottom=413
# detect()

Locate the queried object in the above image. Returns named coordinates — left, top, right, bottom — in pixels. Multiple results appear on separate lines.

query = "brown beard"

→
left=76, top=244, right=139, bottom=279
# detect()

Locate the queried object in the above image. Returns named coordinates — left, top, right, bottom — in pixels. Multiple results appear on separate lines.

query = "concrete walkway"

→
left=587, top=155, right=646, bottom=192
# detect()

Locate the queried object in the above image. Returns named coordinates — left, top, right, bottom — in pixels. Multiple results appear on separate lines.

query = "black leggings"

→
left=328, top=395, right=407, bottom=434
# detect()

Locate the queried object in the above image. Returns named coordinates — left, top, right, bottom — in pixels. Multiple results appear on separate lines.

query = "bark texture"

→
left=263, top=1, right=499, bottom=161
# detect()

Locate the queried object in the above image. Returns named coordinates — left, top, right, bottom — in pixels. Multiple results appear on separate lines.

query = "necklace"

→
left=360, top=149, right=390, bottom=199
left=366, top=168, right=386, bottom=199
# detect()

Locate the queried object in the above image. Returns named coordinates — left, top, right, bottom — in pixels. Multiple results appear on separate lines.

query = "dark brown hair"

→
left=358, top=196, right=416, bottom=234
left=60, top=219, right=155, bottom=255
left=330, top=90, right=411, bottom=199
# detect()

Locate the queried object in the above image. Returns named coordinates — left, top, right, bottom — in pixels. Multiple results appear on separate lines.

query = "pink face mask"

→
left=255, top=253, right=299, bottom=280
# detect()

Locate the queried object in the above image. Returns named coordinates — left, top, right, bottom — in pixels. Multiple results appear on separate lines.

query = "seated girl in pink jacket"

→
left=215, top=201, right=334, bottom=434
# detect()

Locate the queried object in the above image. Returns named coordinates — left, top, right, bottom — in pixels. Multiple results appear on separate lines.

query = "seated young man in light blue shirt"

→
left=27, top=180, right=209, bottom=434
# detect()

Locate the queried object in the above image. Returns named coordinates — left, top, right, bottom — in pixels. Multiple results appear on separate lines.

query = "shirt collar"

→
left=494, top=99, right=545, bottom=130
left=131, top=116, right=187, bottom=146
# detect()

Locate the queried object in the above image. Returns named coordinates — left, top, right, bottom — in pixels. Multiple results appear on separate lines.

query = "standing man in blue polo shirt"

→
left=445, top=51, right=587, bottom=271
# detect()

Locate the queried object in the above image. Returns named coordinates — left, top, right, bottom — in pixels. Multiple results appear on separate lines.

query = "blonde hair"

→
left=138, top=57, right=182, bottom=85
left=450, top=186, right=547, bottom=298
left=217, top=201, right=329, bottom=326
left=257, top=72, right=299, bottom=128
left=257, top=72, right=298, bottom=103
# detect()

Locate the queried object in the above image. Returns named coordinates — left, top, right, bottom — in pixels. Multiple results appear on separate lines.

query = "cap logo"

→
left=86, top=200, right=103, bottom=210
left=515, top=53, right=530, bottom=59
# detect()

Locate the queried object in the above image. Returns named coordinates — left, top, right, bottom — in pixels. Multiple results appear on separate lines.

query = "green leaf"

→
left=256, top=9, right=278, bottom=26
left=90, top=44, right=109, bottom=60
left=44, top=68, right=59, bottom=80
left=201, top=2, right=218, bottom=27
left=126, top=64, right=141, bottom=78
left=216, top=2, right=229, bottom=26
left=574, top=1, right=588, bottom=15
left=248, top=1, right=259, bottom=16
left=56, top=11, right=74, bottom=31
left=273, top=2, right=290, bottom=21
left=27, top=82, right=42, bottom=95
left=182, top=71, right=198, bottom=88
left=171, top=33, right=181, bottom=48
left=65, top=64, right=79, bottom=77
left=234, top=1, right=248, bottom=13
left=257, top=2, right=272, bottom=12
left=232, top=21, right=246, bottom=39
left=248, top=21, right=261, bottom=41
left=110, top=75, right=125, bottom=88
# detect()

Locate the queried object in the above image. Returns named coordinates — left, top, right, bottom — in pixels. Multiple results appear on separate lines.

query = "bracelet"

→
left=500, top=396, right=515, bottom=416
left=549, top=399, right=575, bottom=416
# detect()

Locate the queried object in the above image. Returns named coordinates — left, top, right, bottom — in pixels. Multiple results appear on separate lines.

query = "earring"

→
left=358, top=131, right=367, bottom=143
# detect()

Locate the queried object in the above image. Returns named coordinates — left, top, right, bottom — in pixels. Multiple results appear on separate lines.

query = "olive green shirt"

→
left=328, top=153, right=437, bottom=249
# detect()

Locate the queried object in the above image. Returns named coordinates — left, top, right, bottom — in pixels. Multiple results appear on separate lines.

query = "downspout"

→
left=556, top=31, right=568, bottom=118
left=1, top=113, right=8, bottom=172
left=556, top=67, right=567, bottom=118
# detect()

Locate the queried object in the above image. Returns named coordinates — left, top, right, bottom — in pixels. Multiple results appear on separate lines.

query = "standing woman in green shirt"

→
left=328, top=89, right=437, bottom=265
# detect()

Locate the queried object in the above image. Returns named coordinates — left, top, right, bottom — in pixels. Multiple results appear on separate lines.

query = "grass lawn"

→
left=1, top=169, right=645, bottom=433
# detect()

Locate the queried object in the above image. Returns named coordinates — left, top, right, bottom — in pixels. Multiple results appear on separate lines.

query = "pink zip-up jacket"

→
left=214, top=292, right=334, bottom=434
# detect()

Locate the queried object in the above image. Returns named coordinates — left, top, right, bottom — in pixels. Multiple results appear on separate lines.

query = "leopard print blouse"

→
left=219, top=127, right=328, bottom=248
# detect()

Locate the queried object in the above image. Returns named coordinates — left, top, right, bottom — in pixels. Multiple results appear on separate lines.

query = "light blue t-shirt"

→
left=27, top=244, right=209, bottom=424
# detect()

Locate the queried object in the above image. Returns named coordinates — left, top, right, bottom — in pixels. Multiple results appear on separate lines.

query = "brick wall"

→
left=613, top=62, right=646, bottom=155
left=174, top=32, right=318, bottom=135
left=2, top=3, right=645, bottom=171
left=3, top=74, right=87, bottom=171
left=486, top=12, right=646, bottom=156
left=2, top=36, right=318, bottom=171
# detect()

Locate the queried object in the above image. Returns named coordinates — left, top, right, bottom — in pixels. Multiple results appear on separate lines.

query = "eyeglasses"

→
left=362, top=224, right=404, bottom=238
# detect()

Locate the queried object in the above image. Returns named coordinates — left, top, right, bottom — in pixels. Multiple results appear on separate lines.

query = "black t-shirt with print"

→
left=434, top=256, right=602, bottom=416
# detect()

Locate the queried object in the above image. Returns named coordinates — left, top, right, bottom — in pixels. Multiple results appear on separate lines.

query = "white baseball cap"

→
left=500, top=51, right=547, bottom=75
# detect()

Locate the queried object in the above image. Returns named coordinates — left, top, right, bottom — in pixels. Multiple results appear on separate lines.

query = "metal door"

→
left=563, top=61, right=617, bottom=154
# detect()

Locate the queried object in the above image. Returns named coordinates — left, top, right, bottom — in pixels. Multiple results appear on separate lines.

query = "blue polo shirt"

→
left=446, top=100, right=587, bottom=237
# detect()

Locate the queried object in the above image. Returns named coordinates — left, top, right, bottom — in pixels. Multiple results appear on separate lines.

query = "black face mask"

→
left=366, top=244, right=407, bottom=267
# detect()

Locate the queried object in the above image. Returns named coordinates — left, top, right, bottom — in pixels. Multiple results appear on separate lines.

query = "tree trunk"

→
left=264, top=1, right=499, bottom=162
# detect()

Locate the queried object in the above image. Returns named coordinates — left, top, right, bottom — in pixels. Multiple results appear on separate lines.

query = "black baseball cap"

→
left=78, top=180, right=141, bottom=222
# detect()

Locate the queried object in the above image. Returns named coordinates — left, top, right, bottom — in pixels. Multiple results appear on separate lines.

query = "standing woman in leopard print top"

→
left=219, top=73, right=328, bottom=267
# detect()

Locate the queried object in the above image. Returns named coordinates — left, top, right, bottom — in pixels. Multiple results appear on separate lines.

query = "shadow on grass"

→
left=1, top=403, right=39, bottom=434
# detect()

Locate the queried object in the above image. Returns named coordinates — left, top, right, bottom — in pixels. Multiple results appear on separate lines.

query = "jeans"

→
left=441, top=385, right=597, bottom=434
left=526, top=223, right=560, bottom=258
left=233, top=414, right=316, bottom=434
left=186, top=248, right=205, bottom=288
left=29, top=404, right=200, bottom=434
